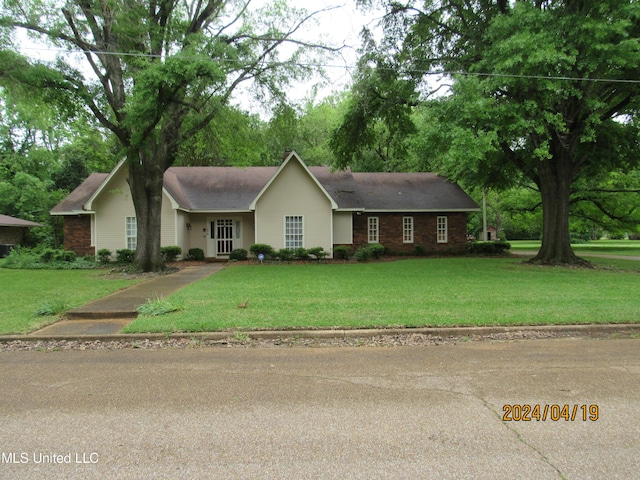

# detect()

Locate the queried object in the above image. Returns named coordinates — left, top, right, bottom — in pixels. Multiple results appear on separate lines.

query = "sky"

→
left=14, top=1, right=381, bottom=116
left=238, top=1, right=382, bottom=113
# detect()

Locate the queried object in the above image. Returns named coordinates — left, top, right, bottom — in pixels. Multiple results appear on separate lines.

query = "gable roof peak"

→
left=249, top=151, right=339, bottom=210
left=282, top=149, right=294, bottom=162
left=282, top=149, right=301, bottom=164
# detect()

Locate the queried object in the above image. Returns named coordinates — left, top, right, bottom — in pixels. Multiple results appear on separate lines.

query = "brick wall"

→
left=0, top=227, right=25, bottom=245
left=63, top=216, right=95, bottom=256
left=351, top=212, right=469, bottom=254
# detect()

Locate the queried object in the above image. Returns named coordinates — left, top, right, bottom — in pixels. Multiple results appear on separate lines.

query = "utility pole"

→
left=482, top=189, right=488, bottom=241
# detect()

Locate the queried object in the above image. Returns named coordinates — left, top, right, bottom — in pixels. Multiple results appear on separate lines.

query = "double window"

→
left=125, top=216, right=137, bottom=250
left=285, top=215, right=303, bottom=249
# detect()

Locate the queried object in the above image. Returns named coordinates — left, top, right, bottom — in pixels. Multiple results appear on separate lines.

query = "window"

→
left=285, top=216, right=303, bottom=249
left=403, top=217, right=414, bottom=243
left=125, top=216, right=137, bottom=250
left=437, top=216, right=448, bottom=243
left=368, top=217, right=379, bottom=243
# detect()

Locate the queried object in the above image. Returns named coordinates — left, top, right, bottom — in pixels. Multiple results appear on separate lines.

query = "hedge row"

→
left=97, top=246, right=185, bottom=264
left=1, top=247, right=96, bottom=270
left=248, top=244, right=328, bottom=261
left=467, top=241, right=511, bottom=255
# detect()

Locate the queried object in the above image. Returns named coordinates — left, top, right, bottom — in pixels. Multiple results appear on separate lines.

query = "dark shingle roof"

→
left=50, top=173, right=109, bottom=214
left=0, top=214, right=42, bottom=227
left=52, top=163, right=479, bottom=214
left=309, top=167, right=364, bottom=210
left=351, top=172, right=480, bottom=211
left=165, top=166, right=278, bottom=211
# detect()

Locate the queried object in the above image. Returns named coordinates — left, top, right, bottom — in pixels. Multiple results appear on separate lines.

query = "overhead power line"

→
left=15, top=45, right=640, bottom=85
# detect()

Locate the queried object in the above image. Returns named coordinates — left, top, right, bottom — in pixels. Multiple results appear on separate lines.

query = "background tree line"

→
left=1, top=0, right=639, bottom=269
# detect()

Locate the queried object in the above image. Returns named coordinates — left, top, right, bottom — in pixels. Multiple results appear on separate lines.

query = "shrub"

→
left=229, top=248, right=248, bottom=261
left=294, top=247, right=309, bottom=260
left=276, top=248, right=295, bottom=261
left=187, top=248, right=205, bottom=261
left=161, top=245, right=182, bottom=263
left=1, top=246, right=95, bottom=270
left=97, top=248, right=112, bottom=264
left=307, top=246, right=328, bottom=260
left=55, top=250, right=77, bottom=263
left=116, top=249, right=136, bottom=264
left=2, top=247, right=39, bottom=269
left=333, top=246, right=350, bottom=260
left=354, top=245, right=372, bottom=262
left=39, top=248, right=57, bottom=263
left=467, top=241, right=511, bottom=255
left=368, top=243, right=385, bottom=259
left=38, top=248, right=76, bottom=263
left=353, top=243, right=386, bottom=262
left=249, top=243, right=274, bottom=257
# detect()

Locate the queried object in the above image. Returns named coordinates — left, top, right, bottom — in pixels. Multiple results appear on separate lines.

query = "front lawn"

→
left=509, top=239, right=640, bottom=257
left=1, top=269, right=141, bottom=334
left=123, top=257, right=640, bottom=333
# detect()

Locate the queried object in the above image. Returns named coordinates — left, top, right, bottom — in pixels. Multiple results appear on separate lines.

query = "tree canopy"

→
left=333, top=0, right=640, bottom=264
left=1, top=0, right=337, bottom=270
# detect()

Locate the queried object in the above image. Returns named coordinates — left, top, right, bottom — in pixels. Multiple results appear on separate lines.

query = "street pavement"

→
left=1, top=337, right=638, bottom=479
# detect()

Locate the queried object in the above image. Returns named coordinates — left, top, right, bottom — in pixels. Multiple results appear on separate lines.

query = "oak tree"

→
left=2, top=0, right=335, bottom=270
left=333, top=0, right=640, bottom=264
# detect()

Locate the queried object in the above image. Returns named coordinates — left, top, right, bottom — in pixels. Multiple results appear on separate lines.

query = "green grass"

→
left=0, top=269, right=141, bottom=334
left=123, top=257, right=640, bottom=334
left=509, top=239, right=640, bottom=257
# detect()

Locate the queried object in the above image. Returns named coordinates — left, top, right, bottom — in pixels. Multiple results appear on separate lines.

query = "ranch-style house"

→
left=51, top=151, right=480, bottom=259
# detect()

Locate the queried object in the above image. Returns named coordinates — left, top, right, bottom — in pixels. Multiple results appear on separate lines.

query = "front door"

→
left=213, top=219, right=234, bottom=256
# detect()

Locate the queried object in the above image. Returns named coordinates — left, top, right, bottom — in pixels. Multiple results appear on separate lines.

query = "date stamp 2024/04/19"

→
left=502, top=404, right=599, bottom=422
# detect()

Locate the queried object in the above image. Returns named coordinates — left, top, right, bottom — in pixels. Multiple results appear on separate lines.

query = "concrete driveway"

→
left=1, top=337, right=638, bottom=479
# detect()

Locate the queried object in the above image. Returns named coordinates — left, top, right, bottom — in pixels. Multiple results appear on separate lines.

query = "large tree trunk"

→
left=127, top=150, right=166, bottom=272
left=530, top=153, right=584, bottom=265
left=126, top=105, right=185, bottom=272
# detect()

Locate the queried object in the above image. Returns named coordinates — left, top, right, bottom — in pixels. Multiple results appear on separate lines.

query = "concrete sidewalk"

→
left=32, top=263, right=225, bottom=336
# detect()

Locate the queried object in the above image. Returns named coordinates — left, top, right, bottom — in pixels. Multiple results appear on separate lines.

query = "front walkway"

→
left=32, top=263, right=225, bottom=336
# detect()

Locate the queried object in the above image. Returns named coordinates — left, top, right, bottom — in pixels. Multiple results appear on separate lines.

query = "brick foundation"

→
left=351, top=212, right=468, bottom=254
left=63, top=216, right=95, bottom=256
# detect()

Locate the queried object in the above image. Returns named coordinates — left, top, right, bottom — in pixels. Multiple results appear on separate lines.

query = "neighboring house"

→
left=51, top=151, right=480, bottom=259
left=0, top=214, right=43, bottom=257
left=478, top=226, right=500, bottom=241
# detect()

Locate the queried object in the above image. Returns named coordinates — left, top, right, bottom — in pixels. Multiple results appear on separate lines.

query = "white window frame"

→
left=403, top=216, right=414, bottom=243
left=285, top=215, right=304, bottom=249
left=437, top=216, right=448, bottom=243
left=368, top=217, right=379, bottom=243
left=125, top=216, right=137, bottom=250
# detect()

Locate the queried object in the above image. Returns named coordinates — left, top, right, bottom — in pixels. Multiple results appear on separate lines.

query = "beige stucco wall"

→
left=93, top=166, right=180, bottom=256
left=186, top=213, right=255, bottom=258
left=185, top=215, right=209, bottom=254
left=332, top=211, right=353, bottom=245
left=160, top=192, right=178, bottom=251
left=92, top=167, right=136, bottom=254
left=174, top=210, right=190, bottom=257
left=254, top=158, right=333, bottom=254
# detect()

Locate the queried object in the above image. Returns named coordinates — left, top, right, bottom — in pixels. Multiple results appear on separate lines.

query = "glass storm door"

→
left=215, top=219, right=234, bottom=255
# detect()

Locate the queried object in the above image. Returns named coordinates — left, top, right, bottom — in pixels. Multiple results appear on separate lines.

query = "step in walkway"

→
left=32, top=263, right=225, bottom=336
